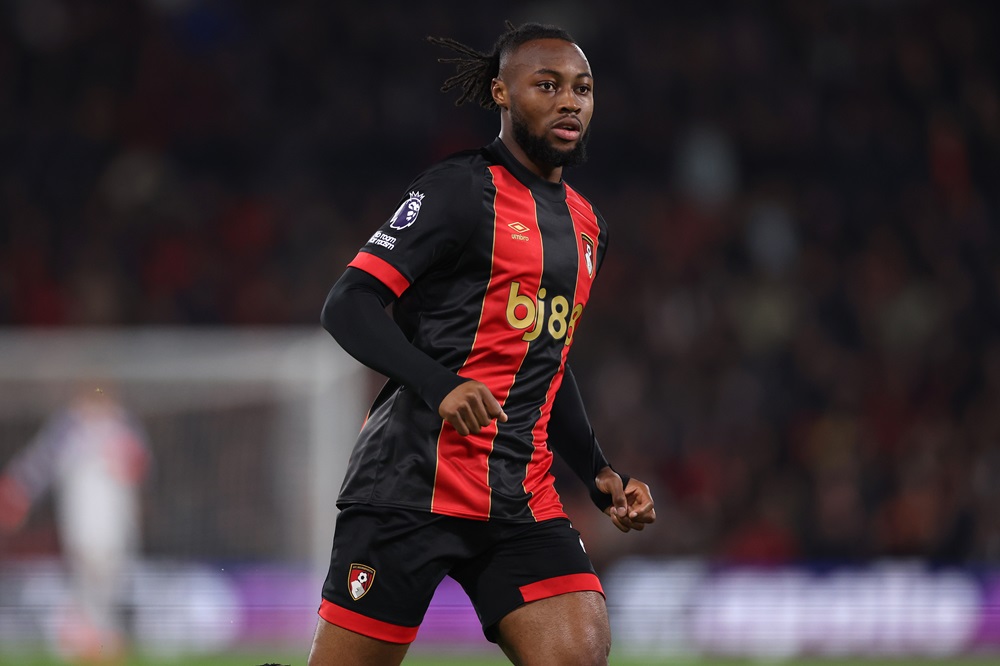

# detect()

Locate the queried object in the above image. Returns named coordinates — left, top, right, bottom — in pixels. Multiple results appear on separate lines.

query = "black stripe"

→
left=487, top=193, right=580, bottom=519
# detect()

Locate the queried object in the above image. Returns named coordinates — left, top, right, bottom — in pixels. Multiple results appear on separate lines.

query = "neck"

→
left=498, top=126, right=563, bottom=183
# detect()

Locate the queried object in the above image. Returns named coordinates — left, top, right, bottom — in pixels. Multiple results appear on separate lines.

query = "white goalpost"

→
left=0, top=327, right=366, bottom=572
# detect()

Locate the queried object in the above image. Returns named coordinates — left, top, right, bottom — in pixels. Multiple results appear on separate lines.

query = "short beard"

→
left=511, top=103, right=590, bottom=170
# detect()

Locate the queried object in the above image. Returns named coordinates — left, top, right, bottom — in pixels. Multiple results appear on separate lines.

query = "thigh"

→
left=496, top=591, right=610, bottom=666
left=450, top=518, right=604, bottom=642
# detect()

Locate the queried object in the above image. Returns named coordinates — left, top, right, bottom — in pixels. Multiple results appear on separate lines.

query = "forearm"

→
left=548, top=364, right=629, bottom=510
left=321, top=268, right=466, bottom=410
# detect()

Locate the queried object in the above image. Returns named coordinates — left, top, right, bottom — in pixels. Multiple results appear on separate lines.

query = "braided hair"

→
left=427, top=21, right=576, bottom=111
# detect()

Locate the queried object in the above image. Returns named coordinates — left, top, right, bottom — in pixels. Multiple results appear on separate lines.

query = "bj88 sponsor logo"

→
left=505, top=281, right=584, bottom=345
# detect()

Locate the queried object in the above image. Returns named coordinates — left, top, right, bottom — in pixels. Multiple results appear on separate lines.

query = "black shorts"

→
left=318, top=503, right=603, bottom=644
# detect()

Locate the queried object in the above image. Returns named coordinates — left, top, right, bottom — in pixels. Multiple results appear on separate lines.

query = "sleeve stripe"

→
left=348, top=252, right=411, bottom=297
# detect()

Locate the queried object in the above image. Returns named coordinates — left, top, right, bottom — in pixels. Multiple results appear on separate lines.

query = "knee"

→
left=574, top=619, right=612, bottom=666
left=564, top=597, right=611, bottom=665
left=553, top=635, right=610, bottom=666
left=520, top=619, right=611, bottom=666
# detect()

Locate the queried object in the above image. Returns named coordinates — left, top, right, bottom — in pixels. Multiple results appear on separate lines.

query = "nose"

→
left=558, top=88, right=581, bottom=114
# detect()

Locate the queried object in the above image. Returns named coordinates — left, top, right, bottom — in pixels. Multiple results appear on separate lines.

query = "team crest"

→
left=388, top=191, right=425, bottom=230
left=581, top=233, right=596, bottom=277
left=348, top=563, right=376, bottom=601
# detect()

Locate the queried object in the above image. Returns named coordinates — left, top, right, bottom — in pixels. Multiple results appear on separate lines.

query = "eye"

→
left=576, top=85, right=592, bottom=95
left=538, top=81, right=556, bottom=92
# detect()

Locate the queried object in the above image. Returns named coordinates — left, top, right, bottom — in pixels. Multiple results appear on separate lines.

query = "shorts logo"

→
left=348, top=563, right=376, bottom=601
left=389, top=191, right=424, bottom=230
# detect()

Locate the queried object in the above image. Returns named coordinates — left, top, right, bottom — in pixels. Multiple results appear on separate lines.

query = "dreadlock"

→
left=427, top=21, right=576, bottom=111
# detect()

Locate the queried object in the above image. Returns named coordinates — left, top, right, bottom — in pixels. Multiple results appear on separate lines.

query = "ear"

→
left=491, top=78, right=508, bottom=110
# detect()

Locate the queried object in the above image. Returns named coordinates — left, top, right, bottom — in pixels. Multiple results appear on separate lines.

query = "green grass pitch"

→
left=4, top=652, right=1000, bottom=666
left=408, top=657, right=1000, bottom=666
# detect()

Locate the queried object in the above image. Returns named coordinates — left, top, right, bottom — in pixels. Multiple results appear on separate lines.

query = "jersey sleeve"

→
left=1, top=410, right=70, bottom=505
left=592, top=206, right=610, bottom=278
left=348, top=163, right=478, bottom=297
left=548, top=364, right=630, bottom=511
left=321, top=267, right=467, bottom=411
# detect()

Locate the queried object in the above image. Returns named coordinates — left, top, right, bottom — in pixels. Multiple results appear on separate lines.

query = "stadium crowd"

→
left=2, top=0, right=998, bottom=569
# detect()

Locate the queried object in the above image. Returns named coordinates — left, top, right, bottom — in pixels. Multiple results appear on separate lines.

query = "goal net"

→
left=0, top=327, right=367, bottom=654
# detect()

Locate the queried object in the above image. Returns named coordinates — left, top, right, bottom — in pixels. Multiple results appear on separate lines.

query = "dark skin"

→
left=309, top=38, right=654, bottom=666
left=493, top=37, right=595, bottom=183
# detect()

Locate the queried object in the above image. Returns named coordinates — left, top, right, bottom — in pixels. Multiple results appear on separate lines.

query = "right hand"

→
left=596, top=471, right=656, bottom=533
left=438, top=380, right=508, bottom=436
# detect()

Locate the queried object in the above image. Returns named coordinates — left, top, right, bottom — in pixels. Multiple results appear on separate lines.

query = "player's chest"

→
left=472, top=190, right=600, bottom=297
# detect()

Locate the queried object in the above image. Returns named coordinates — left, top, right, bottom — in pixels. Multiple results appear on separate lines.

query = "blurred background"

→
left=1, top=0, right=999, bottom=663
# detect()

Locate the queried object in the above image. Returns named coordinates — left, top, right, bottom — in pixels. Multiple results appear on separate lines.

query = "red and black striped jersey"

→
left=340, top=138, right=608, bottom=522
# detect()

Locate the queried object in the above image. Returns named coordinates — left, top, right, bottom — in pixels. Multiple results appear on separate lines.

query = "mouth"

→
left=550, top=117, right=583, bottom=142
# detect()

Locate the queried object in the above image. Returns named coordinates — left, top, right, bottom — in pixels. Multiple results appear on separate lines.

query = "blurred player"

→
left=0, top=385, right=151, bottom=664
left=310, top=22, right=655, bottom=666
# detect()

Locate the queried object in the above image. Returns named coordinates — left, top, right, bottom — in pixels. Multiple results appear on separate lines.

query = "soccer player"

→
left=311, top=22, right=655, bottom=666
left=0, top=385, right=150, bottom=664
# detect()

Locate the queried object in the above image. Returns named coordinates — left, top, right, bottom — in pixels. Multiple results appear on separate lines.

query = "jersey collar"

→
left=486, top=138, right=567, bottom=203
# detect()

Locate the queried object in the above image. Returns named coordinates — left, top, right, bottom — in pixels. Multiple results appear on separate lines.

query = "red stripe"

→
left=523, top=369, right=565, bottom=520
left=523, top=186, right=602, bottom=521
left=317, top=599, right=419, bottom=644
left=519, top=573, right=605, bottom=603
left=564, top=185, right=602, bottom=288
left=348, top=252, right=411, bottom=297
left=430, top=166, right=542, bottom=519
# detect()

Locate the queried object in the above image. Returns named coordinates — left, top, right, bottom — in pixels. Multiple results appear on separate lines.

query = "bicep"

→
left=346, top=165, right=479, bottom=296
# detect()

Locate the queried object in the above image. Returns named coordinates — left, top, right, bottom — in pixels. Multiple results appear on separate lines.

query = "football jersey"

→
left=340, top=138, right=608, bottom=522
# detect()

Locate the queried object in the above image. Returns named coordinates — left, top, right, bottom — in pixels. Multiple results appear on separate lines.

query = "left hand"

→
left=595, top=468, right=656, bottom=533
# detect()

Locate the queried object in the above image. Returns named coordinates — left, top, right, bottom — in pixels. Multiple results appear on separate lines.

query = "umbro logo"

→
left=508, top=221, right=530, bottom=242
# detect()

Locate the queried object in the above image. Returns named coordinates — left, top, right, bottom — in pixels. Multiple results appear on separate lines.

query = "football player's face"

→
left=494, top=39, right=594, bottom=170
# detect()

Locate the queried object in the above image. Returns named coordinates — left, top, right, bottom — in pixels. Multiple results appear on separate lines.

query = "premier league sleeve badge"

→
left=389, top=191, right=425, bottom=230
